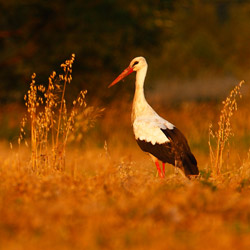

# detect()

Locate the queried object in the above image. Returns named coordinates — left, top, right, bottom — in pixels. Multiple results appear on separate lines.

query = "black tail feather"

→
left=160, top=127, right=199, bottom=177
left=182, top=152, right=199, bottom=176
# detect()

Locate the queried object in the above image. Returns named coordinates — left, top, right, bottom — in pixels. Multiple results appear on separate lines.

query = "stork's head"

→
left=129, top=57, right=147, bottom=72
left=108, top=56, right=147, bottom=88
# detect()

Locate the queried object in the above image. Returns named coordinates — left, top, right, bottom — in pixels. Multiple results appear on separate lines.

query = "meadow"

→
left=0, top=56, right=250, bottom=250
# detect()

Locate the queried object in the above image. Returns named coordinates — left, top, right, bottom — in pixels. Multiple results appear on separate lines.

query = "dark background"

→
left=1, top=0, right=250, bottom=104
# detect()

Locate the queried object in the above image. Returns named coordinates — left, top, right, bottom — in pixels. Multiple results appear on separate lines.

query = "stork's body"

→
left=109, top=57, right=199, bottom=178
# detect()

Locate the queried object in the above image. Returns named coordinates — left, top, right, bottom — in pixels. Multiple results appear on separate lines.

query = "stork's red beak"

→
left=108, top=66, right=134, bottom=88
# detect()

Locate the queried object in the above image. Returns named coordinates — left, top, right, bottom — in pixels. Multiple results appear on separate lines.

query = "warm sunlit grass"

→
left=1, top=140, right=250, bottom=250
left=20, top=54, right=88, bottom=173
left=209, top=80, right=245, bottom=175
left=0, top=57, right=249, bottom=249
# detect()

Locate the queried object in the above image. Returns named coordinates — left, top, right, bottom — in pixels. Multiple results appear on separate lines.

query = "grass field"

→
left=0, top=58, right=249, bottom=249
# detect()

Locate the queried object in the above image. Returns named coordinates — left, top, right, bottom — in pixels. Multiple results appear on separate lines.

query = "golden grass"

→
left=19, top=54, right=94, bottom=173
left=209, top=80, right=245, bottom=175
left=1, top=143, right=250, bottom=250
left=0, top=57, right=250, bottom=249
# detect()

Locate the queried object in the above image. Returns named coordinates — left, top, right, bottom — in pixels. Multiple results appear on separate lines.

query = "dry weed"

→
left=209, top=80, right=245, bottom=175
left=20, top=54, right=102, bottom=174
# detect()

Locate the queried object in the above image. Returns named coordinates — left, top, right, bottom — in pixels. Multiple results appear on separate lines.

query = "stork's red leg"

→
left=155, top=161, right=163, bottom=178
left=162, top=163, right=165, bottom=178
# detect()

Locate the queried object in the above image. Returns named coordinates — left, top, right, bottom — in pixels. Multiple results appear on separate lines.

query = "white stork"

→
left=109, top=57, right=199, bottom=178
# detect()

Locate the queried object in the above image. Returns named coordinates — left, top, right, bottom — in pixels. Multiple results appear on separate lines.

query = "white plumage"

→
left=133, top=115, right=174, bottom=144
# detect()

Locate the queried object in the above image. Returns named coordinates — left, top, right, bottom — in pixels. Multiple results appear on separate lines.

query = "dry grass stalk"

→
left=209, top=80, right=245, bottom=175
left=20, top=54, right=95, bottom=174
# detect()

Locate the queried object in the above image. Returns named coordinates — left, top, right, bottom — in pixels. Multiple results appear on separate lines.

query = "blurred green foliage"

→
left=1, top=0, right=250, bottom=103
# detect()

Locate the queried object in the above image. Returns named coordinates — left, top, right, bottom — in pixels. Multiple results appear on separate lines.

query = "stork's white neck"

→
left=131, top=65, right=156, bottom=123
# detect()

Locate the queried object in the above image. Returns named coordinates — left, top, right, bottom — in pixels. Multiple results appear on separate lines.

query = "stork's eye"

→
left=132, top=61, right=139, bottom=67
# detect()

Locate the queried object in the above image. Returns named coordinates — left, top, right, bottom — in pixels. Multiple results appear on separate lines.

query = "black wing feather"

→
left=161, top=127, right=199, bottom=175
left=136, top=139, right=175, bottom=165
